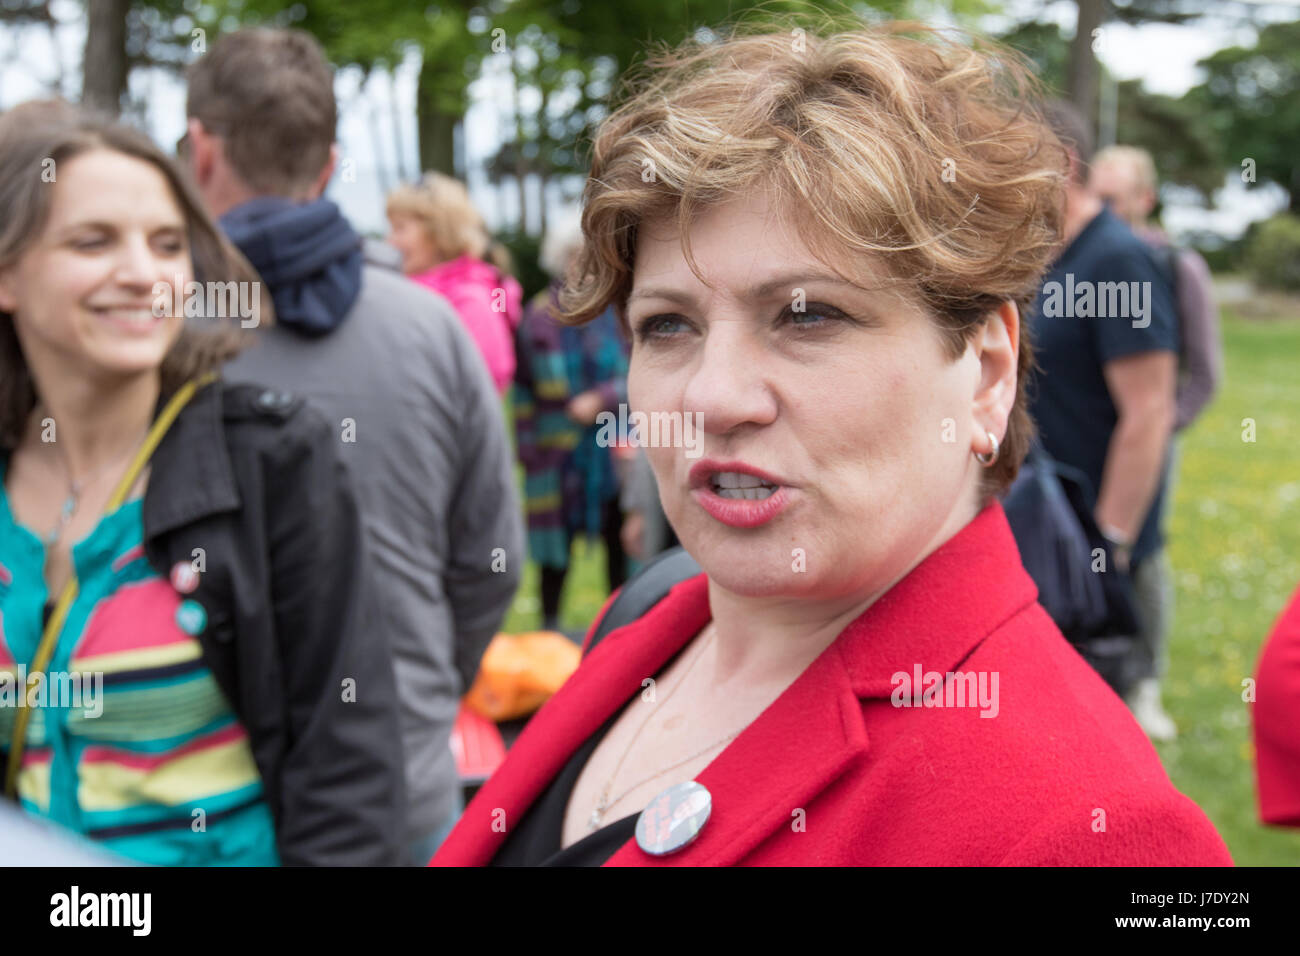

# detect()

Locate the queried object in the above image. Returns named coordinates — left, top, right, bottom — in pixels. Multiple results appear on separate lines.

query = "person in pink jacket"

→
left=386, top=173, right=522, bottom=394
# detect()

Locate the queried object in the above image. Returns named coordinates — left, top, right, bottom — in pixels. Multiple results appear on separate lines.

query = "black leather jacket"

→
left=142, top=378, right=406, bottom=865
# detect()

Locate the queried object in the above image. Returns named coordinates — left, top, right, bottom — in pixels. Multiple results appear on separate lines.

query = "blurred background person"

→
left=1029, top=102, right=1180, bottom=728
left=386, top=172, right=522, bottom=394
left=1090, top=144, right=1224, bottom=741
left=514, top=211, right=629, bottom=634
left=0, top=103, right=404, bottom=865
left=184, top=28, right=523, bottom=864
left=1090, top=146, right=1222, bottom=435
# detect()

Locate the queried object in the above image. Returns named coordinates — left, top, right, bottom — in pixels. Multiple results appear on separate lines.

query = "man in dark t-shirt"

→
left=1027, top=103, right=1179, bottom=728
left=1029, top=206, right=1180, bottom=563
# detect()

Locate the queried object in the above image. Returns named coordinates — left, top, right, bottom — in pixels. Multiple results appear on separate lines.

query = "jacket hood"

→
left=221, top=197, right=364, bottom=336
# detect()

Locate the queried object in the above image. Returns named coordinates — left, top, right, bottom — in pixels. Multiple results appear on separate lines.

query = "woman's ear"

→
left=307, top=144, right=338, bottom=201
left=186, top=117, right=217, bottom=188
left=969, top=300, right=1019, bottom=452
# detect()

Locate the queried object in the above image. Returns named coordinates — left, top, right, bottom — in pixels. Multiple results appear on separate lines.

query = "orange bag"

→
left=463, top=631, right=582, bottom=722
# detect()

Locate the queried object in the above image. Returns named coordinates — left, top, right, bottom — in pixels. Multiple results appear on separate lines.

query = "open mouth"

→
left=690, top=461, right=791, bottom=528
left=709, top=471, right=779, bottom=501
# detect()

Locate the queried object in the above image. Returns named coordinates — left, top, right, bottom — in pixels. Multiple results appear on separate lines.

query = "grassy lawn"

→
left=501, top=305, right=1300, bottom=865
left=1159, top=307, right=1300, bottom=866
left=502, top=532, right=612, bottom=636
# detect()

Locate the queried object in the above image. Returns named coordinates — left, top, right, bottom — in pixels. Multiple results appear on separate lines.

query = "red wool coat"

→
left=433, top=502, right=1232, bottom=866
left=1253, top=582, right=1300, bottom=826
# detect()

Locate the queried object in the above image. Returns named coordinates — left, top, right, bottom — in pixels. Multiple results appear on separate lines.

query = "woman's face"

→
left=0, top=148, right=190, bottom=385
left=386, top=213, right=440, bottom=275
left=627, top=193, right=1009, bottom=602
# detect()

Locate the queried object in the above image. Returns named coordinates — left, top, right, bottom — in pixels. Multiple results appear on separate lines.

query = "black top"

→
left=490, top=703, right=638, bottom=866
left=491, top=642, right=696, bottom=867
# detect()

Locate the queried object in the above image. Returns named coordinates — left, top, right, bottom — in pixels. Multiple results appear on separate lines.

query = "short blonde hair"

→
left=387, top=172, right=490, bottom=261
left=559, top=20, right=1067, bottom=495
left=1093, top=145, right=1158, bottom=194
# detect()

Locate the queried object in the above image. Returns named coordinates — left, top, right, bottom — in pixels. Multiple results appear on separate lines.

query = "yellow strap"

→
left=4, top=373, right=217, bottom=798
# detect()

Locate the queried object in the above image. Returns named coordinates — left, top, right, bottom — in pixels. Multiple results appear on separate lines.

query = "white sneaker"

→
left=1127, top=679, right=1177, bottom=742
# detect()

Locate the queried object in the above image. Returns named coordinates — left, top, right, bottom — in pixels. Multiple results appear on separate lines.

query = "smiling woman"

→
left=431, top=19, right=1234, bottom=868
left=0, top=102, right=407, bottom=865
left=0, top=102, right=256, bottom=448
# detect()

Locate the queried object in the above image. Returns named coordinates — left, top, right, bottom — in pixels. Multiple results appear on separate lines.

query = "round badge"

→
left=635, top=781, right=712, bottom=857
left=170, top=561, right=199, bottom=594
left=175, top=599, right=207, bottom=636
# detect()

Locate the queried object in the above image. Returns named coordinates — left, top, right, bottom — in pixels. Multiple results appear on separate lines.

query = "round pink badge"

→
left=170, top=561, right=200, bottom=594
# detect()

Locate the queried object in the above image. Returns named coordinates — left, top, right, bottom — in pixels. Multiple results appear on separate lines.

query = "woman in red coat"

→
left=432, top=22, right=1232, bottom=867
left=1254, top=584, right=1300, bottom=827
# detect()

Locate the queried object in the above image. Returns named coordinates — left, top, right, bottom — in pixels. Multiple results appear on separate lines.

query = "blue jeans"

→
left=409, top=790, right=465, bottom=866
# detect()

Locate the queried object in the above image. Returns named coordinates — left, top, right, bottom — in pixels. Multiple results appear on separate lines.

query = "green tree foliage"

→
left=1114, top=79, right=1222, bottom=200
left=996, top=19, right=1224, bottom=208
left=1245, top=213, right=1300, bottom=291
left=1188, top=20, right=1300, bottom=213
left=995, top=20, right=1070, bottom=93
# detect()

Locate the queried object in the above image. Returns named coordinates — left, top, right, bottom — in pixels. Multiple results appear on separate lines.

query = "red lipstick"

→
left=688, top=459, right=791, bottom=529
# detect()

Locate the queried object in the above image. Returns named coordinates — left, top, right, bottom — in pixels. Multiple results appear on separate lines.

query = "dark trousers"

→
left=540, top=496, right=628, bottom=625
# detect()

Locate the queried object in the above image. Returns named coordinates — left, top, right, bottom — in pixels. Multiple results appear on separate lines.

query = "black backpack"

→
left=1001, top=443, right=1143, bottom=695
left=583, top=547, right=701, bottom=658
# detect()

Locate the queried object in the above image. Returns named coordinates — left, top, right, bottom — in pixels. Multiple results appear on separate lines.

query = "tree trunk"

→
left=367, top=97, right=392, bottom=200
left=538, top=171, right=549, bottom=237
left=82, top=0, right=130, bottom=115
left=387, top=66, right=410, bottom=183
left=537, top=87, right=549, bottom=237
left=1068, top=0, right=1106, bottom=136
left=510, top=50, right=528, bottom=233
left=416, top=56, right=458, bottom=177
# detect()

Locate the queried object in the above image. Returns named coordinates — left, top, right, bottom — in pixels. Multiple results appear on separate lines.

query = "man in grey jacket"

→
left=183, top=27, right=523, bottom=863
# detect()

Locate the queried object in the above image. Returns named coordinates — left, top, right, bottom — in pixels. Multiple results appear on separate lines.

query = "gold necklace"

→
left=596, top=729, right=740, bottom=826
left=589, top=625, right=733, bottom=831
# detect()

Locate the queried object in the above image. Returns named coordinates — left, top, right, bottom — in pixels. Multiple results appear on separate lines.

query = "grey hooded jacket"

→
left=225, top=239, right=523, bottom=849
